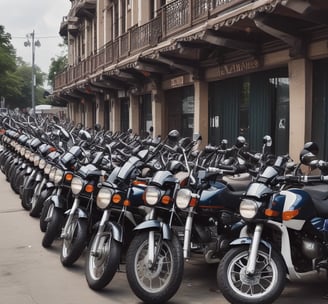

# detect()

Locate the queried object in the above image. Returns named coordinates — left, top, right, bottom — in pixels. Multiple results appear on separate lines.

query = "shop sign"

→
left=171, top=76, right=184, bottom=88
left=217, top=59, right=260, bottom=78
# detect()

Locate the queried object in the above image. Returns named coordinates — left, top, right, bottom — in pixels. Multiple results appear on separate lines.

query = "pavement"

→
left=1, top=171, right=328, bottom=304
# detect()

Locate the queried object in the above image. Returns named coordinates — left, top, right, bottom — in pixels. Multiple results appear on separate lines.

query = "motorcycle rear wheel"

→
left=217, top=245, right=286, bottom=304
left=60, top=217, right=88, bottom=267
left=85, top=229, right=121, bottom=290
left=126, top=231, right=184, bottom=304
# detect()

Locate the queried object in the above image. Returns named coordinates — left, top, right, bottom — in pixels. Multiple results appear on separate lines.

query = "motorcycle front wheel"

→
left=60, top=217, right=88, bottom=267
left=42, top=204, right=64, bottom=248
left=126, top=231, right=184, bottom=304
left=217, top=245, right=286, bottom=304
left=21, top=180, right=37, bottom=211
left=85, top=229, right=121, bottom=290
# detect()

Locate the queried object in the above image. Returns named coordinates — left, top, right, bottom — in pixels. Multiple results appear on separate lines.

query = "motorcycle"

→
left=59, top=148, right=112, bottom=267
left=217, top=144, right=328, bottom=304
left=125, top=130, right=200, bottom=304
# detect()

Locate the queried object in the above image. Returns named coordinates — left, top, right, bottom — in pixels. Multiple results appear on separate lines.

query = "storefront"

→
left=209, top=68, right=289, bottom=154
left=312, top=58, right=328, bottom=159
left=165, top=85, right=194, bottom=138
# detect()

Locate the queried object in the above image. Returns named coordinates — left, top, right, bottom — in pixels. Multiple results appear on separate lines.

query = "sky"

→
left=0, top=0, right=71, bottom=75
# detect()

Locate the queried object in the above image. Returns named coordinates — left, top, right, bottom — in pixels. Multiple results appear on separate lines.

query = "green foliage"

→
left=0, top=25, right=48, bottom=110
left=48, top=54, right=68, bottom=88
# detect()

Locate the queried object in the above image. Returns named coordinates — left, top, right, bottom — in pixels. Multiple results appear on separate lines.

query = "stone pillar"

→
left=288, top=58, right=312, bottom=161
left=129, top=94, right=140, bottom=134
left=194, top=80, right=208, bottom=147
left=152, top=89, right=164, bottom=139
left=96, top=94, right=104, bottom=128
left=112, top=97, right=121, bottom=132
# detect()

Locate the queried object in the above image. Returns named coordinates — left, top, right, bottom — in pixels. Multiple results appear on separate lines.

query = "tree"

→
left=48, top=40, right=68, bottom=89
left=5, top=58, right=46, bottom=109
left=0, top=25, right=21, bottom=105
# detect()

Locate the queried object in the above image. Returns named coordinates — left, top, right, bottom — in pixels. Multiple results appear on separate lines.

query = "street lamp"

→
left=24, top=30, right=41, bottom=115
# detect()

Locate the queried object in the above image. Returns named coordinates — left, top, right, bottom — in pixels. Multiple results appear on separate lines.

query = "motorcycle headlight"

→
left=39, top=159, right=46, bottom=170
left=25, top=150, right=31, bottom=159
left=240, top=199, right=259, bottom=220
left=144, top=186, right=161, bottom=206
left=71, top=177, right=83, bottom=195
left=29, top=153, right=35, bottom=162
left=54, top=169, right=64, bottom=185
left=49, top=167, right=57, bottom=182
left=34, top=155, right=40, bottom=167
left=96, top=188, right=113, bottom=209
left=44, top=163, right=52, bottom=175
left=176, top=188, right=192, bottom=209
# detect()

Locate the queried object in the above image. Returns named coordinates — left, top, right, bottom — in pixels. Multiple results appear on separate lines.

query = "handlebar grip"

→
left=207, top=167, right=223, bottom=174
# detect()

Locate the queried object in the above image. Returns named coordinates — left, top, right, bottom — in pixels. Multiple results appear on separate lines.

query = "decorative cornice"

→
left=212, top=0, right=282, bottom=30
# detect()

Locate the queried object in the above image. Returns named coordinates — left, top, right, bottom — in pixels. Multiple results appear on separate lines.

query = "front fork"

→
left=183, top=208, right=194, bottom=259
left=246, top=223, right=263, bottom=275
left=61, top=197, right=80, bottom=239
left=91, top=210, right=111, bottom=257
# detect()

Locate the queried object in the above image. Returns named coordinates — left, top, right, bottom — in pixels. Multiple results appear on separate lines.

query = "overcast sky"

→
left=0, top=0, right=71, bottom=75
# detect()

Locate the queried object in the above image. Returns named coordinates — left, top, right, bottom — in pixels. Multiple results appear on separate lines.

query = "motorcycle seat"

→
left=303, top=184, right=328, bottom=216
left=223, top=173, right=252, bottom=192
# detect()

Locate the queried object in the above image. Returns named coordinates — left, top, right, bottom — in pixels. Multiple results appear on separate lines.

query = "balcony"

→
left=54, top=0, right=328, bottom=91
left=73, top=0, right=96, bottom=18
left=59, top=17, right=68, bottom=37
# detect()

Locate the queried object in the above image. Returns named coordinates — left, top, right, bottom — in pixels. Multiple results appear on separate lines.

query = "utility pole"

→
left=24, top=30, right=41, bottom=115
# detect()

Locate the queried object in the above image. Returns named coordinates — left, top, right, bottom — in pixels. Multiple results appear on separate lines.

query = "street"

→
left=0, top=171, right=328, bottom=304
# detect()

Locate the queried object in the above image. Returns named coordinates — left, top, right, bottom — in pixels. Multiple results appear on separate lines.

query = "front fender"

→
left=64, top=207, right=88, bottom=219
left=106, top=221, right=123, bottom=243
left=45, top=195, right=67, bottom=209
left=133, top=219, right=171, bottom=240
left=92, top=221, right=123, bottom=243
left=230, top=237, right=272, bottom=251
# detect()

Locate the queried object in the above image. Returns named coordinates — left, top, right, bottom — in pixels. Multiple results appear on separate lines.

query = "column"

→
left=288, top=58, right=312, bottom=161
left=194, top=80, right=208, bottom=147
left=129, top=94, right=140, bottom=134
left=152, top=89, right=164, bottom=139
left=111, top=97, right=121, bottom=132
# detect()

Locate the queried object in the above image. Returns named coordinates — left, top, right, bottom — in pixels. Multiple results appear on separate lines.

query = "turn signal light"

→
left=112, top=194, right=122, bottom=204
left=282, top=209, right=299, bottom=221
left=161, top=195, right=171, bottom=205
left=85, top=184, right=94, bottom=193
left=189, top=197, right=198, bottom=207
left=265, top=209, right=280, bottom=217
left=132, top=180, right=147, bottom=186
left=124, top=199, right=131, bottom=206
left=65, top=173, right=73, bottom=181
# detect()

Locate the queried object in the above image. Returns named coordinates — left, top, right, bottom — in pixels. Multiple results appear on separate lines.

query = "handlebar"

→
left=277, top=174, right=328, bottom=184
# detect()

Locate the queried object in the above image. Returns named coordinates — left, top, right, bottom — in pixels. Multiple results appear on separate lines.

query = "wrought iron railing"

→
left=54, top=0, right=251, bottom=90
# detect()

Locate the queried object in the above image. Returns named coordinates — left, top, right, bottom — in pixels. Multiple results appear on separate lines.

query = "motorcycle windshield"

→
left=246, top=182, right=273, bottom=199
left=117, top=156, right=140, bottom=180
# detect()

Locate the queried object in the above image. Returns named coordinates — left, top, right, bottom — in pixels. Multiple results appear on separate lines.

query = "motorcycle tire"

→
left=29, top=185, right=49, bottom=218
left=60, top=218, right=88, bottom=267
left=42, top=204, right=64, bottom=248
left=10, top=167, right=21, bottom=194
left=126, top=231, right=184, bottom=304
left=217, top=245, right=286, bottom=304
left=21, top=186, right=35, bottom=211
left=40, top=199, right=52, bottom=232
left=7, top=162, right=17, bottom=186
left=85, top=229, right=121, bottom=290
left=4, top=157, right=14, bottom=181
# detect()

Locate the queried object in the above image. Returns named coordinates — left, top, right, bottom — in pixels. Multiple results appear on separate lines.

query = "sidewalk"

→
left=0, top=171, right=327, bottom=304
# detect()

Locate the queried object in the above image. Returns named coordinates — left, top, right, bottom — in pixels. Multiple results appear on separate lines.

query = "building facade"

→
left=54, top=0, right=328, bottom=161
